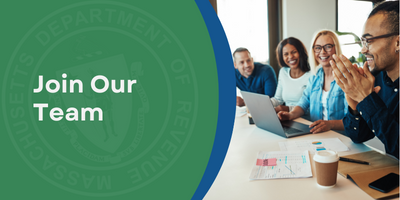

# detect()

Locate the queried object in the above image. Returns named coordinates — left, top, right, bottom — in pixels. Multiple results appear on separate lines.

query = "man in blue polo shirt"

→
left=234, top=47, right=277, bottom=107
left=331, top=1, right=399, bottom=159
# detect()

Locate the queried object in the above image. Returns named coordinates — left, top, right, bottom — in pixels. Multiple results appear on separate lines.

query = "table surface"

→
left=204, top=114, right=399, bottom=200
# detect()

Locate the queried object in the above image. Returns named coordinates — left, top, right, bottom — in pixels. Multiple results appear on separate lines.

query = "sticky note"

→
left=256, top=158, right=277, bottom=166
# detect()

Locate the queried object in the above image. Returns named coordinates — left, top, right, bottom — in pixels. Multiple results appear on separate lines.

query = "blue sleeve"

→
left=235, top=69, right=243, bottom=90
left=334, top=87, right=348, bottom=120
left=263, top=65, right=277, bottom=97
left=343, top=92, right=399, bottom=159
left=343, top=109, right=375, bottom=143
left=296, top=75, right=314, bottom=112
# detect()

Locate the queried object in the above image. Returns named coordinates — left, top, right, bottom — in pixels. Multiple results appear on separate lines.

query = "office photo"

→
left=205, top=0, right=399, bottom=199
left=1, top=0, right=398, bottom=199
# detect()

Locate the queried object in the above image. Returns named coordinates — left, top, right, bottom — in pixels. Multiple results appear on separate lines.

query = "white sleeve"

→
left=271, top=68, right=284, bottom=107
left=270, top=97, right=281, bottom=107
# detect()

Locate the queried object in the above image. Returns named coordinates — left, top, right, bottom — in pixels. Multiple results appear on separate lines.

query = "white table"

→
left=204, top=115, right=397, bottom=200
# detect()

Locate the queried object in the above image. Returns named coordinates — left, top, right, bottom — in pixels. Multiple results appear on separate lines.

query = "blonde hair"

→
left=309, top=30, right=342, bottom=74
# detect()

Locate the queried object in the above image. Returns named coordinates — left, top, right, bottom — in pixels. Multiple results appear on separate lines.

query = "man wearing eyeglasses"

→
left=331, top=1, right=399, bottom=159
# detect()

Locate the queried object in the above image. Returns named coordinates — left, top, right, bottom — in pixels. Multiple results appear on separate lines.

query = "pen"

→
left=339, top=157, right=370, bottom=165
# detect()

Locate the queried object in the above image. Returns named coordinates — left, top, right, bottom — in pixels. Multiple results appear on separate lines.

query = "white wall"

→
left=282, top=0, right=336, bottom=51
left=217, top=0, right=269, bottom=63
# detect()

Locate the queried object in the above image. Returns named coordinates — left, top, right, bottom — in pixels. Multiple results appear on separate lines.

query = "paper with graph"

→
left=249, top=150, right=312, bottom=179
left=278, top=138, right=349, bottom=154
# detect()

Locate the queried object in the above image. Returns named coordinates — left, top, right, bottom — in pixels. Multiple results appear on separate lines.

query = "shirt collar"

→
left=382, top=71, right=399, bottom=87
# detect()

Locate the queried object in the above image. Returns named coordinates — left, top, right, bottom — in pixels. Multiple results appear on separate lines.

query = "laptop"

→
left=241, top=91, right=311, bottom=138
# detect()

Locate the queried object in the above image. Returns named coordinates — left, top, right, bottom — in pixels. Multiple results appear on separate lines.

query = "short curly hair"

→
left=369, top=1, right=399, bottom=35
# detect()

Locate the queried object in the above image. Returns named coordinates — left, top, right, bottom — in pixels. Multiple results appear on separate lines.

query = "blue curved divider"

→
left=192, top=0, right=236, bottom=199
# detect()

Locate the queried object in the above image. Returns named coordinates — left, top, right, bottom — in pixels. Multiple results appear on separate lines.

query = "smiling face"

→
left=314, top=35, right=336, bottom=68
left=282, top=44, right=300, bottom=69
left=361, top=13, right=399, bottom=74
left=234, top=51, right=254, bottom=78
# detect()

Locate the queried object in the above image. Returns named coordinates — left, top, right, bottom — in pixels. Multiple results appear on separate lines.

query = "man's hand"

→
left=237, top=96, right=245, bottom=107
left=331, top=54, right=375, bottom=103
left=275, top=105, right=289, bottom=113
left=309, top=120, right=332, bottom=134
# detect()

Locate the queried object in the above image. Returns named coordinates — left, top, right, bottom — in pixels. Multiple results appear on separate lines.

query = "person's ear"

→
left=234, top=61, right=238, bottom=69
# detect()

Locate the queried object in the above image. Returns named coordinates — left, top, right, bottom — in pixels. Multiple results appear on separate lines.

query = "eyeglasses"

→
left=361, top=32, right=399, bottom=49
left=313, top=44, right=335, bottom=53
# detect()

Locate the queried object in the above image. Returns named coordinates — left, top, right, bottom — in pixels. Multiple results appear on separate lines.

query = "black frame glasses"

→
left=313, top=44, right=335, bottom=53
left=361, top=32, right=399, bottom=49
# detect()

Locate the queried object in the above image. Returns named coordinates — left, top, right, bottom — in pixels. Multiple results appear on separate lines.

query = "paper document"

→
left=279, top=138, right=349, bottom=154
left=249, top=150, right=312, bottom=179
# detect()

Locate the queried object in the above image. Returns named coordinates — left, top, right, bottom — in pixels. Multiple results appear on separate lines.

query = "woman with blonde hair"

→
left=278, top=30, right=348, bottom=134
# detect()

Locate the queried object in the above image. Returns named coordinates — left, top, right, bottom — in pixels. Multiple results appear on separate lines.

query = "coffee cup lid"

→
left=313, top=150, right=339, bottom=163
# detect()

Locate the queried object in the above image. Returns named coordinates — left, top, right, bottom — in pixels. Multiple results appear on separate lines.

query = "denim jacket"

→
left=297, top=67, right=348, bottom=121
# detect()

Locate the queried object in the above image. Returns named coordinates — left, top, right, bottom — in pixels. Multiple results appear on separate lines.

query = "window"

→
left=217, top=0, right=269, bottom=63
left=337, top=0, right=373, bottom=62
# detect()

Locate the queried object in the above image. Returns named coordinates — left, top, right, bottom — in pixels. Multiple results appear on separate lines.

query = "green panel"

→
left=1, top=1, right=218, bottom=199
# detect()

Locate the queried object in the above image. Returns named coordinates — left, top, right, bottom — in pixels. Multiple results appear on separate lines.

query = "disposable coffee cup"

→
left=313, top=150, right=339, bottom=188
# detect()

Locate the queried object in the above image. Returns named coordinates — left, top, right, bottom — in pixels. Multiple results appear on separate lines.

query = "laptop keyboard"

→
left=282, top=126, right=303, bottom=135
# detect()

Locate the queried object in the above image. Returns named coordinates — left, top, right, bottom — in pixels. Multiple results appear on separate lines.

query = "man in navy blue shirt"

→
left=234, top=47, right=277, bottom=107
left=331, top=1, right=399, bottom=159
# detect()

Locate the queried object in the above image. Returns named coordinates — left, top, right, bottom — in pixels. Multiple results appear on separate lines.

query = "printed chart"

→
left=249, top=150, right=312, bottom=179
left=279, top=138, right=349, bottom=154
